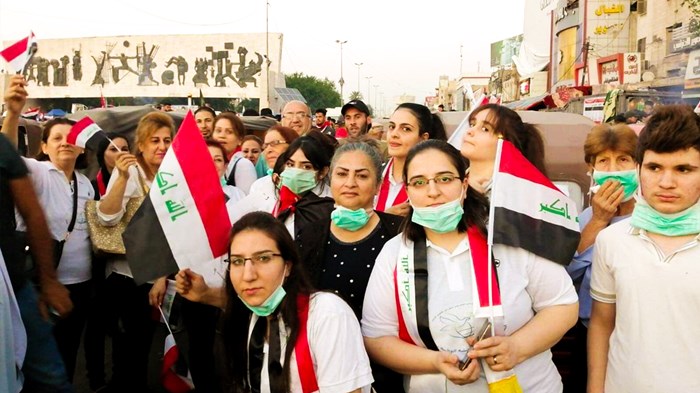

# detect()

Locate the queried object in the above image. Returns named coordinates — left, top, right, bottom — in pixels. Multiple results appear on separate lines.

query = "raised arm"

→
left=1, top=75, right=28, bottom=148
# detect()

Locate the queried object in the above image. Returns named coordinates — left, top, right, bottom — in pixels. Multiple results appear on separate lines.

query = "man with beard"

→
left=341, top=100, right=372, bottom=138
left=313, top=108, right=335, bottom=137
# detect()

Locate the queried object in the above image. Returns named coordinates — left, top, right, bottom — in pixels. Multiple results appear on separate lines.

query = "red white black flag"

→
left=489, top=139, right=580, bottom=265
left=123, top=111, right=231, bottom=284
left=0, top=32, right=36, bottom=74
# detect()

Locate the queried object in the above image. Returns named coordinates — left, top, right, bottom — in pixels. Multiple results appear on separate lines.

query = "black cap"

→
left=341, top=100, right=370, bottom=116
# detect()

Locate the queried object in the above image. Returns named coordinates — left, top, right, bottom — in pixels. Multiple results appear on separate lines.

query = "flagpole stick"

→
left=104, top=134, right=149, bottom=191
left=487, top=138, right=504, bottom=338
left=157, top=305, right=176, bottom=337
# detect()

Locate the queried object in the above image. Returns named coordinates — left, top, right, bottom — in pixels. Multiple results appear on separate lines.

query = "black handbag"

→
left=17, top=172, right=78, bottom=271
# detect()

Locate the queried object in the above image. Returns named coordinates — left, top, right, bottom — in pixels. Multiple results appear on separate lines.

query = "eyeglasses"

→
left=282, top=112, right=310, bottom=120
left=262, top=140, right=288, bottom=149
left=407, top=173, right=459, bottom=188
left=227, top=252, right=282, bottom=267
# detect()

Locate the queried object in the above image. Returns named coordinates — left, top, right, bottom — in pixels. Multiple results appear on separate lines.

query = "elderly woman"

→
left=249, top=125, right=300, bottom=195
left=211, top=112, right=257, bottom=194
left=377, top=103, right=447, bottom=216
left=362, top=140, right=578, bottom=392
left=565, top=123, right=638, bottom=389
left=2, top=114, right=95, bottom=385
left=97, top=111, right=175, bottom=391
left=296, top=141, right=404, bottom=392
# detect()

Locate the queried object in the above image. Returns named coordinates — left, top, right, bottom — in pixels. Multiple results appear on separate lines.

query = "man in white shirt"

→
left=588, top=105, right=700, bottom=393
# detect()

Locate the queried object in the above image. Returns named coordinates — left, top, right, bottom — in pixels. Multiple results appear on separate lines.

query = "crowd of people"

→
left=1, top=72, right=699, bottom=393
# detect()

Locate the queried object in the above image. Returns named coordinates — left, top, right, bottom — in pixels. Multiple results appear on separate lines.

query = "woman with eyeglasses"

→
left=235, top=133, right=334, bottom=237
left=211, top=112, right=257, bottom=194
left=181, top=212, right=374, bottom=392
left=249, top=125, right=299, bottom=195
left=376, top=103, right=447, bottom=217
left=361, top=140, right=578, bottom=392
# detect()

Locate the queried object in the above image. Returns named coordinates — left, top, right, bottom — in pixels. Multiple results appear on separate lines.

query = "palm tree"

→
left=349, top=91, right=363, bottom=101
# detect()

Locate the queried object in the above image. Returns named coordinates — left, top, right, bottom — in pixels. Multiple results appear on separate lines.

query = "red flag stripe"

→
left=468, top=226, right=501, bottom=308
left=0, top=35, right=30, bottom=63
left=497, top=140, right=560, bottom=192
left=171, top=112, right=231, bottom=257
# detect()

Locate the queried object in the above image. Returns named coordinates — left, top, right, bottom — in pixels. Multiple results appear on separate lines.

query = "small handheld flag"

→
left=67, top=117, right=108, bottom=151
left=1, top=32, right=37, bottom=74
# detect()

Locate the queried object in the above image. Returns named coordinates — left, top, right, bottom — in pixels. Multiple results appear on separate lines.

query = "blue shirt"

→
left=566, top=207, right=629, bottom=326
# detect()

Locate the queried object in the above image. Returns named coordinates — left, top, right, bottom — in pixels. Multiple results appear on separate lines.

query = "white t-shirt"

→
left=225, top=153, right=257, bottom=195
left=97, top=165, right=150, bottom=278
left=362, top=235, right=577, bottom=393
left=250, top=292, right=373, bottom=393
left=0, top=249, right=25, bottom=393
left=591, top=218, right=700, bottom=393
left=16, top=159, right=94, bottom=284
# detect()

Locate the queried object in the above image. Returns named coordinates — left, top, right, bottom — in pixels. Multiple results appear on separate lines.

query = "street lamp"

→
left=336, top=40, right=347, bottom=102
left=354, top=62, right=363, bottom=95
left=373, top=84, right=379, bottom=112
left=365, top=76, right=373, bottom=110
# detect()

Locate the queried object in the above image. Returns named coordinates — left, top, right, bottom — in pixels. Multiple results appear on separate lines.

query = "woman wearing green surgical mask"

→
left=228, top=132, right=335, bottom=237
left=565, top=123, right=638, bottom=389
left=296, top=140, right=405, bottom=392
left=362, top=140, right=578, bottom=392
left=219, top=212, right=373, bottom=392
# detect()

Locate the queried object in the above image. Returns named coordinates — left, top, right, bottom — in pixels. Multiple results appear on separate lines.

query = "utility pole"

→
left=354, top=62, right=363, bottom=95
left=373, top=84, right=379, bottom=111
left=365, top=76, right=373, bottom=108
left=581, top=39, right=591, bottom=86
left=265, top=0, right=270, bottom=106
left=336, top=40, right=347, bottom=103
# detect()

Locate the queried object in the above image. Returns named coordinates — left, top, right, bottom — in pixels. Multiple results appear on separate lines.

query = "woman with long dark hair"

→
left=460, top=104, right=547, bottom=194
left=92, top=132, right=130, bottom=198
left=220, top=212, right=373, bottom=392
left=362, top=140, right=577, bottom=392
left=376, top=103, right=447, bottom=216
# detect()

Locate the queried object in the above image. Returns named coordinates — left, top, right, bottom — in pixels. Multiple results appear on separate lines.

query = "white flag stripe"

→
left=492, top=172, right=580, bottom=232
left=150, top=152, right=216, bottom=271
left=75, top=123, right=102, bottom=148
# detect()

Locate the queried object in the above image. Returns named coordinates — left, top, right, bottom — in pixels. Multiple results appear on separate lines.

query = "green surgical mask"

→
left=331, top=206, right=373, bottom=231
left=280, top=167, right=318, bottom=195
left=592, top=169, right=639, bottom=202
left=631, top=196, right=700, bottom=237
left=410, top=192, right=465, bottom=233
left=239, top=268, right=287, bottom=317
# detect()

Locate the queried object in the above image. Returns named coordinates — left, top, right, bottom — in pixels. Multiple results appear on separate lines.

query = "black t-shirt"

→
left=0, top=134, right=30, bottom=291
left=319, top=222, right=392, bottom=320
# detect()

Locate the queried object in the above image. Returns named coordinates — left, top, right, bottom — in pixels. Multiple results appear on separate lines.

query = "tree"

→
left=285, top=72, right=341, bottom=111
left=349, top=91, right=363, bottom=101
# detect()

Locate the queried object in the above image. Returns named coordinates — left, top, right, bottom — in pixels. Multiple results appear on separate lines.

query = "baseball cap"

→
left=341, top=100, right=370, bottom=116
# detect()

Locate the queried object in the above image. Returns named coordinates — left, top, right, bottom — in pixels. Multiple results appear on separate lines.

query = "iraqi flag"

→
left=162, top=333, right=194, bottom=393
left=488, top=139, right=580, bottom=265
left=123, top=111, right=231, bottom=284
left=67, top=117, right=106, bottom=151
left=1, top=32, right=37, bottom=74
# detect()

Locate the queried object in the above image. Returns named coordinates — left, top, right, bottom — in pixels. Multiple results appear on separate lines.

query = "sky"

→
left=0, top=0, right=525, bottom=112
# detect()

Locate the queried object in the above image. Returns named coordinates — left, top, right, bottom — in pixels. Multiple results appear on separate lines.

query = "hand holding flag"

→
left=1, top=32, right=37, bottom=74
left=67, top=117, right=110, bottom=151
left=123, top=111, right=232, bottom=284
